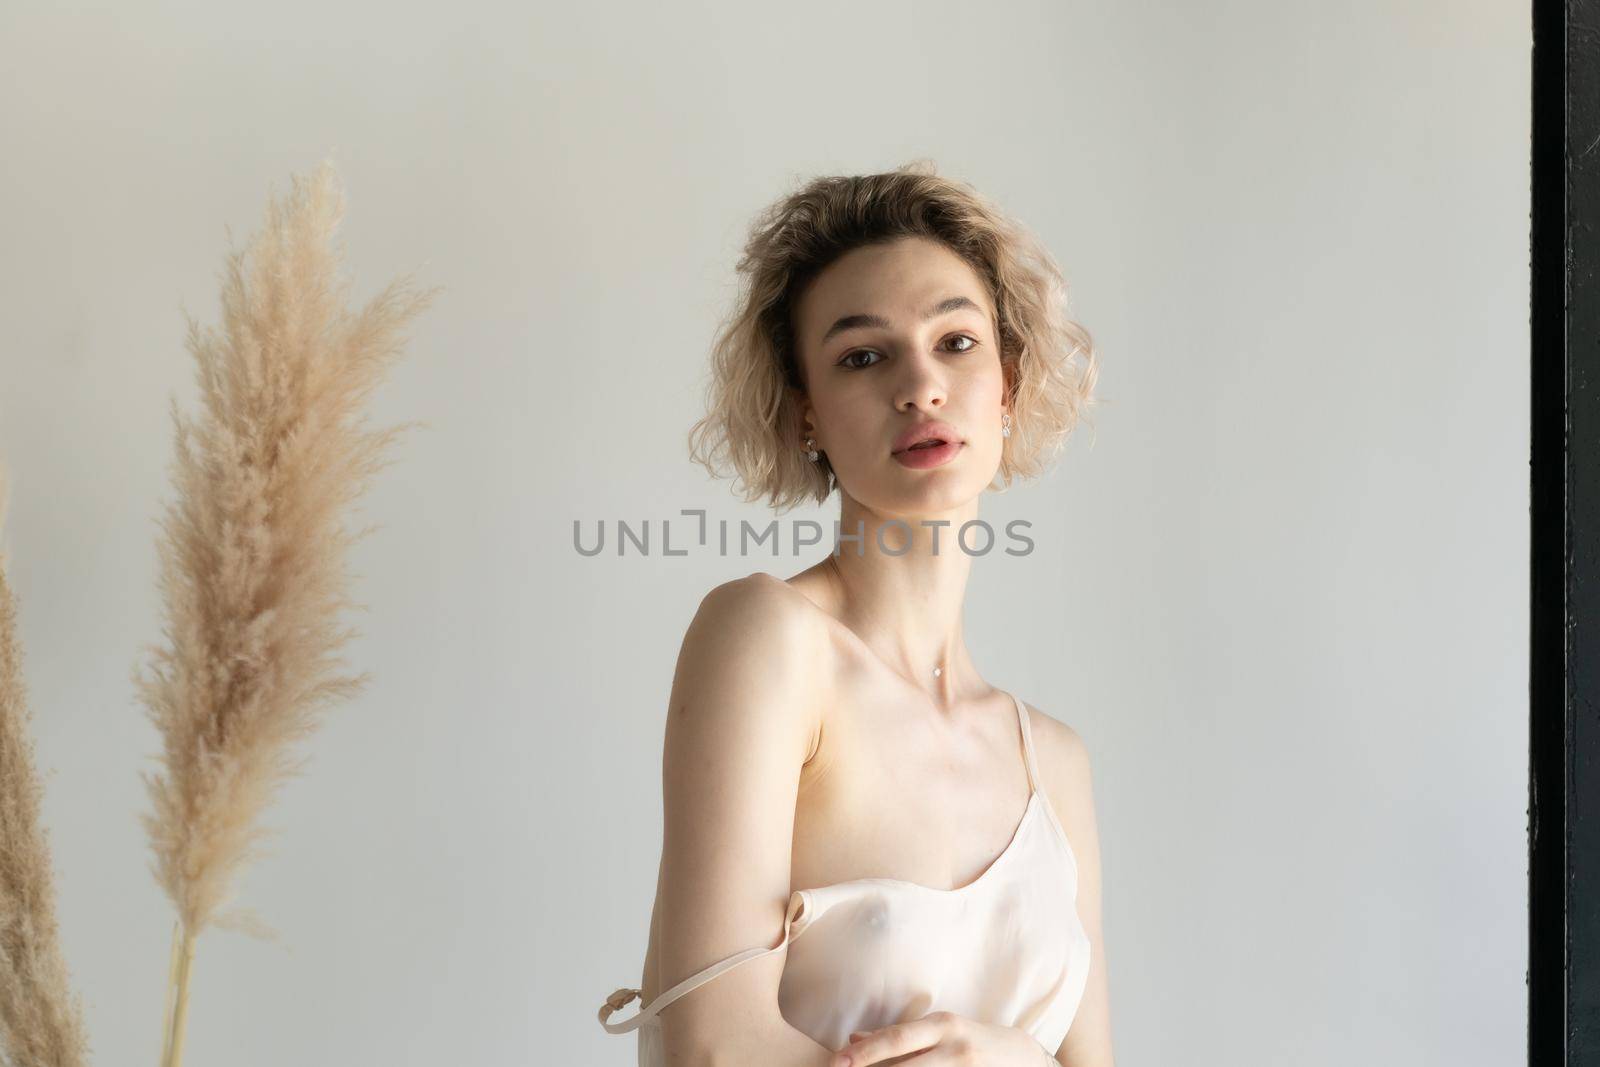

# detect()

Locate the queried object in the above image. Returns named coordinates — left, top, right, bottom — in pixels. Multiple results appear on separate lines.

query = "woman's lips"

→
left=892, top=440, right=963, bottom=469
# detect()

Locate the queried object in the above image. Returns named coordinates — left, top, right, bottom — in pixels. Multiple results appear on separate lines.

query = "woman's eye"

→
left=840, top=336, right=977, bottom=369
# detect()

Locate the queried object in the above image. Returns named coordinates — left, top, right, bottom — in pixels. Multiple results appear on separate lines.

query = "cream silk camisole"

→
left=597, top=690, right=1092, bottom=1063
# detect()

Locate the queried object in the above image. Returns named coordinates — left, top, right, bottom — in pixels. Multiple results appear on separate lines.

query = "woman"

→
left=596, top=162, right=1114, bottom=1066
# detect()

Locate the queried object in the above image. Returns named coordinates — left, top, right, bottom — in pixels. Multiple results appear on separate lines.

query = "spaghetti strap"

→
left=597, top=890, right=810, bottom=1035
left=1009, top=690, right=1041, bottom=792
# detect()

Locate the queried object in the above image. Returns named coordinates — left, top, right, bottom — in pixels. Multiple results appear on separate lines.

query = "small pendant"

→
left=932, top=666, right=942, bottom=677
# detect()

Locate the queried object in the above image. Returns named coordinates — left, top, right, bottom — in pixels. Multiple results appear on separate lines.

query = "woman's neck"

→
left=822, top=493, right=982, bottom=708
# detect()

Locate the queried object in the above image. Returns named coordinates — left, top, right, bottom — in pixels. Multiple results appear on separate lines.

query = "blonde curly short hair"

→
left=687, top=160, right=1099, bottom=513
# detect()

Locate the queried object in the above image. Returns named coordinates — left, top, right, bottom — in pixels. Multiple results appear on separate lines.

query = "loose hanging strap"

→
left=598, top=889, right=810, bottom=1035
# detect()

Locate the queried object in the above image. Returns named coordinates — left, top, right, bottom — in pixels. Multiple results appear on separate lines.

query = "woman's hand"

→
left=830, top=1011, right=1055, bottom=1066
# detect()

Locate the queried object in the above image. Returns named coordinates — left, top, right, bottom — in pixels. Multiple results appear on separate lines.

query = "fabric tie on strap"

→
left=603, top=988, right=641, bottom=1014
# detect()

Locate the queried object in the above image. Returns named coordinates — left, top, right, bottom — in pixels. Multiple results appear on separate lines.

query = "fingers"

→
left=833, top=1013, right=964, bottom=1066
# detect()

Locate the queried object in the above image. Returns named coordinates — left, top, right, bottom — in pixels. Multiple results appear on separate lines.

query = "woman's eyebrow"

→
left=820, top=295, right=985, bottom=345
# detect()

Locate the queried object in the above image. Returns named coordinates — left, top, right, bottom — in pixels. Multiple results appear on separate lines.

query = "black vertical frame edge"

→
left=1529, top=0, right=1565, bottom=1056
left=1533, top=0, right=1600, bottom=1061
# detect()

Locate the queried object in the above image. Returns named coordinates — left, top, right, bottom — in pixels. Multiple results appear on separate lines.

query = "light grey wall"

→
left=0, top=0, right=1527, bottom=1064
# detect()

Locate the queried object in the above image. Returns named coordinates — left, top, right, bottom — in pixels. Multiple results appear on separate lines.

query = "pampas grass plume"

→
left=0, top=467, right=92, bottom=1067
left=134, top=159, right=439, bottom=1066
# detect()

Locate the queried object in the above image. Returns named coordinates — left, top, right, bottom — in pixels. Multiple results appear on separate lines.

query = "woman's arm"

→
left=654, top=575, right=837, bottom=1066
left=1037, top=712, right=1116, bottom=1067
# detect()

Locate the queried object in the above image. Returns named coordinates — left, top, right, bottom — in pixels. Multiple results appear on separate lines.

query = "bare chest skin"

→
left=640, top=573, right=1034, bottom=1002
left=789, top=614, right=1033, bottom=896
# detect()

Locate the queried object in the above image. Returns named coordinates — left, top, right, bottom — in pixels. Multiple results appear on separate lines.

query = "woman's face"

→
left=792, top=235, right=1009, bottom=516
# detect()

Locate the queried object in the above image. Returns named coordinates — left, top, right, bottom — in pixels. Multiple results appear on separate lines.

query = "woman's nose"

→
left=893, top=349, right=948, bottom=411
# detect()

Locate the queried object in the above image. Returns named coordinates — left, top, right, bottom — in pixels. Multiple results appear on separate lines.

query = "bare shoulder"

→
left=1020, top=699, right=1094, bottom=783
left=686, top=572, right=826, bottom=670
left=697, top=570, right=813, bottom=618
left=669, top=571, right=828, bottom=757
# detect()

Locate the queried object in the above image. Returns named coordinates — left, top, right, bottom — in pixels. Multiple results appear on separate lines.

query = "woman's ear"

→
left=788, top=387, right=816, bottom=442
